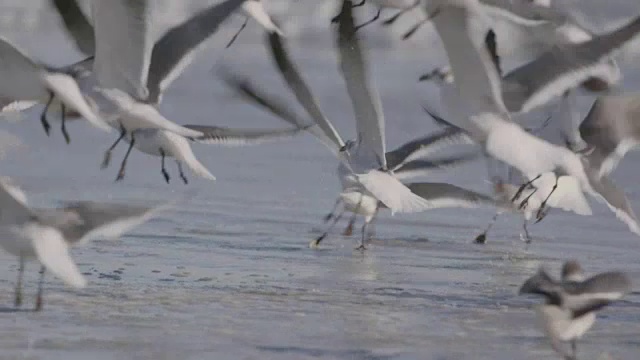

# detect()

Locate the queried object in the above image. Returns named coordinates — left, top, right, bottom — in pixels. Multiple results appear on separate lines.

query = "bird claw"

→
left=162, top=170, right=170, bottom=184
left=115, top=171, right=125, bottom=182
left=355, top=244, right=367, bottom=251
left=535, top=207, right=549, bottom=223
left=518, top=199, right=529, bottom=210
left=323, top=213, right=333, bottom=222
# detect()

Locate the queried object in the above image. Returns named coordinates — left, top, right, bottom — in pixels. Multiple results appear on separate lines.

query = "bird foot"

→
left=520, top=233, right=532, bottom=244
left=115, top=171, right=125, bottom=182
left=355, top=244, right=367, bottom=251
left=180, top=173, right=188, bottom=185
left=535, top=206, right=549, bottom=223
left=310, top=234, right=326, bottom=248
left=343, top=222, right=354, bottom=236
left=474, top=233, right=487, bottom=244
left=162, top=170, right=170, bottom=184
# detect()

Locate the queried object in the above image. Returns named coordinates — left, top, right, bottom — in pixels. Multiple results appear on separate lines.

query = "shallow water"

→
left=1, top=1, right=640, bottom=359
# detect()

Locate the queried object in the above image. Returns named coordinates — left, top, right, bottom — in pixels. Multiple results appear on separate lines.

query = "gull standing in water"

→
left=0, top=177, right=174, bottom=311
left=519, top=260, right=632, bottom=360
left=423, top=0, right=640, bottom=236
left=224, top=1, right=500, bottom=249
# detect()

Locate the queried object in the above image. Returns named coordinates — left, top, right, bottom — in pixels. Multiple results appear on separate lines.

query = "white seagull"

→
left=423, top=0, right=640, bottom=236
left=79, top=0, right=250, bottom=181
left=519, top=260, right=632, bottom=360
left=0, top=177, right=173, bottom=311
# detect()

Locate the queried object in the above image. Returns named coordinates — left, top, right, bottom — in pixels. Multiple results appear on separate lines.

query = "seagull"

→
left=0, top=176, right=173, bottom=311
left=0, top=37, right=110, bottom=143
left=225, top=0, right=284, bottom=48
left=74, top=0, right=249, bottom=181
left=519, top=260, right=632, bottom=360
left=423, top=105, right=592, bottom=243
left=223, top=1, right=498, bottom=249
left=574, top=94, right=640, bottom=179
left=423, top=0, right=640, bottom=236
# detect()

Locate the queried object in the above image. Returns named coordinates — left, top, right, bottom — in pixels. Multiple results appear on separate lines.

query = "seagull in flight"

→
left=0, top=176, right=174, bottom=311
left=423, top=0, right=640, bottom=236
left=519, top=260, right=632, bottom=360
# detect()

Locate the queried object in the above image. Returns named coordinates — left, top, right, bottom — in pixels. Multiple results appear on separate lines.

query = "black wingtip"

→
left=485, top=29, right=502, bottom=76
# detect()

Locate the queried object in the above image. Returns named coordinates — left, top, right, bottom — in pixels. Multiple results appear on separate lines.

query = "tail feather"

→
left=173, top=137, right=216, bottom=181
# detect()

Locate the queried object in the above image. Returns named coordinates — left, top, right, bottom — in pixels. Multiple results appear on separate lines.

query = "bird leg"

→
left=331, top=0, right=367, bottom=23
left=34, top=266, right=46, bottom=312
left=355, top=8, right=381, bottom=31
left=518, top=187, right=538, bottom=211
left=356, top=205, right=380, bottom=250
left=160, top=149, right=170, bottom=183
left=402, top=18, right=428, bottom=40
left=535, top=176, right=559, bottom=223
left=324, top=198, right=343, bottom=222
left=14, top=256, right=24, bottom=308
left=520, top=219, right=532, bottom=243
left=382, top=0, right=420, bottom=25
left=511, top=174, right=542, bottom=203
left=570, top=340, right=577, bottom=360
left=311, top=209, right=345, bottom=247
left=343, top=195, right=363, bottom=236
left=115, top=132, right=135, bottom=182
left=226, top=16, right=249, bottom=48
left=40, top=91, right=54, bottom=136
left=102, top=124, right=127, bottom=169
left=60, top=103, right=70, bottom=144
left=176, top=161, right=188, bottom=184
left=474, top=212, right=500, bottom=244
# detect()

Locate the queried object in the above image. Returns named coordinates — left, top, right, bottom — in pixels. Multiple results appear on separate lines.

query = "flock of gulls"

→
left=0, top=0, right=639, bottom=358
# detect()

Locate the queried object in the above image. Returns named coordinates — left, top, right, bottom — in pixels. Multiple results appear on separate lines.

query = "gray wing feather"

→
left=184, top=124, right=304, bottom=145
left=502, top=16, right=640, bottom=113
left=50, top=0, right=95, bottom=56
left=218, top=71, right=309, bottom=128
left=53, top=202, right=164, bottom=245
left=393, top=154, right=479, bottom=175
left=146, top=0, right=246, bottom=103
left=385, top=128, right=473, bottom=171
left=267, top=31, right=345, bottom=149
left=406, top=182, right=497, bottom=208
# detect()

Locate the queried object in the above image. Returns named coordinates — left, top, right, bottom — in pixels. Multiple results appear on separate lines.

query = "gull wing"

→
left=429, top=0, right=508, bottom=120
left=54, top=201, right=169, bottom=245
left=479, top=0, right=567, bottom=26
left=0, top=177, right=33, bottom=225
left=405, top=182, right=497, bottom=209
left=267, top=31, right=345, bottom=150
left=562, top=271, right=631, bottom=317
left=184, top=125, right=304, bottom=146
left=0, top=37, right=48, bottom=101
left=146, top=0, right=246, bottom=104
left=502, top=15, right=640, bottom=114
left=31, top=227, right=86, bottom=288
left=92, top=0, right=153, bottom=99
left=336, top=0, right=386, bottom=169
left=393, top=155, right=480, bottom=180
left=242, top=0, right=283, bottom=35
left=385, top=127, right=474, bottom=171
left=50, top=0, right=95, bottom=56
